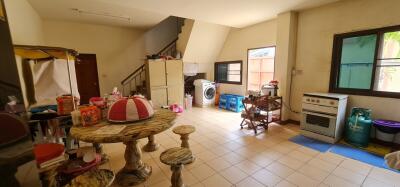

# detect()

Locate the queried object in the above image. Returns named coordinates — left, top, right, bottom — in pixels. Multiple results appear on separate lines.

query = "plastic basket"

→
left=228, top=95, right=245, bottom=112
left=218, top=94, right=232, bottom=109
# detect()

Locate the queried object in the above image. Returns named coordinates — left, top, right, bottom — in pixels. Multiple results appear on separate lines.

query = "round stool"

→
left=172, top=125, right=195, bottom=149
left=160, top=147, right=193, bottom=187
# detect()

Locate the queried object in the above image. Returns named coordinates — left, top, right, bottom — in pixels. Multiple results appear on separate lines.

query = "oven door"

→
left=301, top=110, right=337, bottom=137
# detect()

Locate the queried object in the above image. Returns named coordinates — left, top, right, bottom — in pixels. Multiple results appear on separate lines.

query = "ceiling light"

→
left=70, top=8, right=131, bottom=22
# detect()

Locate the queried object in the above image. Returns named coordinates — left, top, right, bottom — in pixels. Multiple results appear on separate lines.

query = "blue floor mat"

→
left=289, top=135, right=333, bottom=152
left=330, top=144, right=398, bottom=172
left=289, top=135, right=399, bottom=172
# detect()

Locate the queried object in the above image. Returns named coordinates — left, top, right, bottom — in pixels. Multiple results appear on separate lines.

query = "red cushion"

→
left=34, top=143, right=64, bottom=164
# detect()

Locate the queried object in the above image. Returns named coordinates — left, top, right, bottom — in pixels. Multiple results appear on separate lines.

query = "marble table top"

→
left=160, top=147, right=193, bottom=165
left=172, top=125, right=196, bottom=135
left=70, top=110, right=176, bottom=143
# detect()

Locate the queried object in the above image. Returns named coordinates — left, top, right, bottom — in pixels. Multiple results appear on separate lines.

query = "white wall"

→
left=4, top=0, right=44, bottom=45
left=217, top=19, right=277, bottom=95
left=292, top=0, right=400, bottom=121
left=42, top=20, right=146, bottom=95
left=182, top=20, right=230, bottom=80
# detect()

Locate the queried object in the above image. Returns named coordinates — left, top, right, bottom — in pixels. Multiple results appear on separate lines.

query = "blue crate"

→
left=228, top=95, right=245, bottom=112
left=218, top=94, right=232, bottom=109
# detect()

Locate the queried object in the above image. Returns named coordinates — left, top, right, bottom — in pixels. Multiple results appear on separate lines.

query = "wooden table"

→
left=70, top=109, right=176, bottom=186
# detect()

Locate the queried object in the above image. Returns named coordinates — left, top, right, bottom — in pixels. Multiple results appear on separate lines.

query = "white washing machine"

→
left=193, top=79, right=216, bottom=107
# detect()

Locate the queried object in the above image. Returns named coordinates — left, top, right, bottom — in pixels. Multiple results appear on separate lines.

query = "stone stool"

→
left=160, top=147, right=194, bottom=187
left=172, top=125, right=195, bottom=148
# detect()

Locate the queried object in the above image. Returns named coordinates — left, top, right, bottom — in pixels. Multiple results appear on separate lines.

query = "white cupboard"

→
left=146, top=59, right=184, bottom=108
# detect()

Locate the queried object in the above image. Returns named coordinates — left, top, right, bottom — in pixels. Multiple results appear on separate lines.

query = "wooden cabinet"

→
left=146, top=59, right=184, bottom=108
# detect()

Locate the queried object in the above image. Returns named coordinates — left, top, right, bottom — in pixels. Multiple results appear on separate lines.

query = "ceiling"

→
left=27, top=0, right=169, bottom=28
left=28, top=0, right=339, bottom=29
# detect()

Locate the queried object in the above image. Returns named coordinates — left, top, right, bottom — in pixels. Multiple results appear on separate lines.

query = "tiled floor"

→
left=101, top=107, right=400, bottom=187
left=18, top=107, right=400, bottom=187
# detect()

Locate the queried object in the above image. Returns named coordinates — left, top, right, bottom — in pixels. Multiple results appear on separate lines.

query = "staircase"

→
left=121, top=17, right=185, bottom=97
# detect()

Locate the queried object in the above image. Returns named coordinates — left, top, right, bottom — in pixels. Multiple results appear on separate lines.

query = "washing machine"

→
left=193, top=79, right=216, bottom=107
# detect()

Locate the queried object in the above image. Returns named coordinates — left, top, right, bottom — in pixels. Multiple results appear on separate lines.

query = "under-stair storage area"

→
left=146, top=59, right=184, bottom=108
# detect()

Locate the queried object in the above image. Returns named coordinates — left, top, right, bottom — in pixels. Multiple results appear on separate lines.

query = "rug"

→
left=289, top=135, right=398, bottom=172
left=289, top=135, right=333, bottom=152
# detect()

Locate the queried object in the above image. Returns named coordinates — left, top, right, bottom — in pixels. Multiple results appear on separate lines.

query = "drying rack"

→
left=240, top=95, right=282, bottom=134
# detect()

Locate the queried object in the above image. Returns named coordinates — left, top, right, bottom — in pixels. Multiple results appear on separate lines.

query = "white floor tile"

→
left=308, top=157, right=338, bottom=172
left=201, top=174, right=232, bottom=187
left=236, top=177, right=264, bottom=187
left=368, top=167, right=400, bottom=186
left=278, top=155, right=306, bottom=170
left=276, top=180, right=298, bottom=187
left=332, top=166, right=367, bottom=185
left=298, top=164, right=330, bottom=182
left=266, top=162, right=295, bottom=178
left=234, top=160, right=262, bottom=175
left=323, top=175, right=359, bottom=187
left=252, top=168, right=282, bottom=186
left=339, top=159, right=373, bottom=176
left=286, top=172, right=320, bottom=187
left=220, top=166, right=248, bottom=184
left=362, top=177, right=394, bottom=187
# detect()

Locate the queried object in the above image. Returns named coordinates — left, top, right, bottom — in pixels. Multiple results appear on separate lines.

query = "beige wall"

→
left=177, top=19, right=195, bottom=57
left=217, top=19, right=277, bottom=95
left=292, top=0, right=400, bottom=121
left=275, top=12, right=298, bottom=120
left=4, top=0, right=44, bottom=45
left=182, top=20, right=230, bottom=80
left=4, top=0, right=45, bottom=107
left=42, top=20, right=145, bottom=95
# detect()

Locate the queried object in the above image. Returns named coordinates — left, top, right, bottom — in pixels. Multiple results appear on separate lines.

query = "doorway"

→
left=75, top=54, right=100, bottom=104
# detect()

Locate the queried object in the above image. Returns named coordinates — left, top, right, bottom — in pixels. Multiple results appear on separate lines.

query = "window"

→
left=330, top=25, right=400, bottom=98
left=247, top=47, right=275, bottom=91
left=214, top=61, right=242, bottom=84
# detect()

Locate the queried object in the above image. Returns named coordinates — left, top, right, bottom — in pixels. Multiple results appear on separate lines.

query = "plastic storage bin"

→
left=228, top=95, right=245, bottom=112
left=218, top=94, right=232, bottom=109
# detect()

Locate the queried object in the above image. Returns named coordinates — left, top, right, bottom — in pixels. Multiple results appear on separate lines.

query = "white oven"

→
left=300, top=93, right=348, bottom=143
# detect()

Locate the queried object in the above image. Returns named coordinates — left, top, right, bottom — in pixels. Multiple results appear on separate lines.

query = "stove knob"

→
left=311, top=99, right=315, bottom=102
left=330, top=101, right=335, bottom=105
left=306, top=98, right=310, bottom=102
left=316, top=100, right=320, bottom=103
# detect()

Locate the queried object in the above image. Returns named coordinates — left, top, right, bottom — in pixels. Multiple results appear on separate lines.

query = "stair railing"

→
left=121, top=64, right=146, bottom=96
left=157, top=38, right=178, bottom=57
